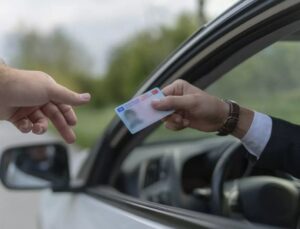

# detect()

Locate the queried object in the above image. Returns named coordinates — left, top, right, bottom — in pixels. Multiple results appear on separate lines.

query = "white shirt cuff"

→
left=241, top=111, right=272, bottom=159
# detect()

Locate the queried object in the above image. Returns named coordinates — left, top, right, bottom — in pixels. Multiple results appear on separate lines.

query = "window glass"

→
left=146, top=41, right=300, bottom=143
left=208, top=41, right=300, bottom=123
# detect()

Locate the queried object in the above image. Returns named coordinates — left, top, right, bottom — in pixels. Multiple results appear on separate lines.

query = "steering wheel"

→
left=210, top=141, right=242, bottom=216
left=210, top=141, right=300, bottom=228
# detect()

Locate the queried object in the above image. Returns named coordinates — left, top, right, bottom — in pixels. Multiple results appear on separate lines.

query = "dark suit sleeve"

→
left=256, top=117, right=300, bottom=178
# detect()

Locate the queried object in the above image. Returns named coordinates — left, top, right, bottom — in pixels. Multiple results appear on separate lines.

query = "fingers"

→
left=152, top=94, right=197, bottom=111
left=8, top=103, right=78, bottom=143
left=161, top=83, right=176, bottom=96
left=14, top=118, right=33, bottom=133
left=9, top=107, right=38, bottom=124
left=42, top=103, right=76, bottom=144
left=9, top=107, right=36, bottom=133
left=28, top=110, right=48, bottom=135
left=161, top=79, right=188, bottom=96
left=48, top=83, right=91, bottom=106
left=58, top=104, right=77, bottom=126
left=165, top=122, right=186, bottom=131
left=163, top=113, right=190, bottom=131
left=9, top=107, right=48, bottom=135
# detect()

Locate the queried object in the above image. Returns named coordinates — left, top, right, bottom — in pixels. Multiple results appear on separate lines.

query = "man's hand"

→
left=0, top=64, right=91, bottom=143
left=152, top=80, right=254, bottom=138
left=151, top=79, right=228, bottom=132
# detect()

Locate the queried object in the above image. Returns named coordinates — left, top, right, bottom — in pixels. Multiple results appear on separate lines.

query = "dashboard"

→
left=116, top=136, right=250, bottom=210
left=115, top=132, right=300, bottom=228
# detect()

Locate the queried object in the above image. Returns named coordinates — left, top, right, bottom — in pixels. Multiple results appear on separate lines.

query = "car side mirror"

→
left=0, top=143, right=70, bottom=191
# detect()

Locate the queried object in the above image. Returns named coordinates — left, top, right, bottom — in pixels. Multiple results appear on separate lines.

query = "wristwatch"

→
left=217, top=100, right=240, bottom=136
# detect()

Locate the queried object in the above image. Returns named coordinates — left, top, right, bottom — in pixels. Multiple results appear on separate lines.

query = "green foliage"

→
left=104, top=13, right=199, bottom=103
left=73, top=106, right=115, bottom=147
left=208, top=42, right=300, bottom=102
left=11, top=28, right=93, bottom=92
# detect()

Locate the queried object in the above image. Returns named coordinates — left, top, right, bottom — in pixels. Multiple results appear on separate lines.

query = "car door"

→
left=40, top=0, right=300, bottom=228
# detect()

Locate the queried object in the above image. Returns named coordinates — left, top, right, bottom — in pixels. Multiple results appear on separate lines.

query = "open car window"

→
left=145, top=40, right=300, bottom=144
left=115, top=37, right=300, bottom=221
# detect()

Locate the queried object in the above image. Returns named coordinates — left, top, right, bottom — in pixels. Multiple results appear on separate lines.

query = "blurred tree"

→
left=207, top=42, right=300, bottom=101
left=197, top=0, right=207, bottom=24
left=105, top=13, right=199, bottom=103
left=9, top=28, right=92, bottom=91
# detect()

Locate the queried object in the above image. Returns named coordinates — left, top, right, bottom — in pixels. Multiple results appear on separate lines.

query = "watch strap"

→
left=217, top=100, right=240, bottom=136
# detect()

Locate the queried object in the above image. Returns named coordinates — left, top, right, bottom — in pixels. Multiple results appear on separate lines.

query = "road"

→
left=0, top=121, right=61, bottom=229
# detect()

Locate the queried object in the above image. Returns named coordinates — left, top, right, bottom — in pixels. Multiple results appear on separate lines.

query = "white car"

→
left=2, top=1, right=300, bottom=228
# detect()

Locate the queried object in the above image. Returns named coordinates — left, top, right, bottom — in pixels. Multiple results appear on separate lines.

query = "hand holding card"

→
left=115, top=88, right=174, bottom=134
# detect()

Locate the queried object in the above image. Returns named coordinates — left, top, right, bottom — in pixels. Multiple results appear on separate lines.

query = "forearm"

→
left=0, top=64, right=16, bottom=104
left=0, top=62, right=8, bottom=77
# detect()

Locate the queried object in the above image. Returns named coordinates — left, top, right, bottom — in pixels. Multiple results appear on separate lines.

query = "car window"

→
left=208, top=41, right=300, bottom=122
left=145, top=40, right=300, bottom=143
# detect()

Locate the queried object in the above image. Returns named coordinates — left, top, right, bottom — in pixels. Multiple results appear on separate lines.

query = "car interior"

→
left=114, top=33, right=300, bottom=228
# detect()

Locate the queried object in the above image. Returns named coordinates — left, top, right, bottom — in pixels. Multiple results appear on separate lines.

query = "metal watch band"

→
left=217, top=100, right=240, bottom=136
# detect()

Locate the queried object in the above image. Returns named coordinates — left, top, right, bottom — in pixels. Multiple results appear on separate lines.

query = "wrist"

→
left=215, top=99, right=254, bottom=138
left=217, top=100, right=240, bottom=136
left=217, top=99, right=230, bottom=128
left=231, top=107, right=254, bottom=139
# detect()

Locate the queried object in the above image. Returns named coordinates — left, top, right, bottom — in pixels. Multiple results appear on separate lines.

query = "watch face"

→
left=227, top=117, right=238, bottom=129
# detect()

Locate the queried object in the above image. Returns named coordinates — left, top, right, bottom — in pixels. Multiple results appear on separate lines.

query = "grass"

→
left=49, top=106, right=116, bottom=148
left=73, top=106, right=116, bottom=148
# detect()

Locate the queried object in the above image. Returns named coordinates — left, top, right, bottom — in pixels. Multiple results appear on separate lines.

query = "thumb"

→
left=152, top=95, right=195, bottom=111
left=49, top=83, right=91, bottom=106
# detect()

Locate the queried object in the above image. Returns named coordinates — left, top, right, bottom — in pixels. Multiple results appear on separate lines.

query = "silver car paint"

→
left=40, top=191, right=171, bottom=229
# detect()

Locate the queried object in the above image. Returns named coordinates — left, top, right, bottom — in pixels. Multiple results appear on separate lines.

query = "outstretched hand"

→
left=0, top=65, right=91, bottom=143
left=151, top=79, right=229, bottom=132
